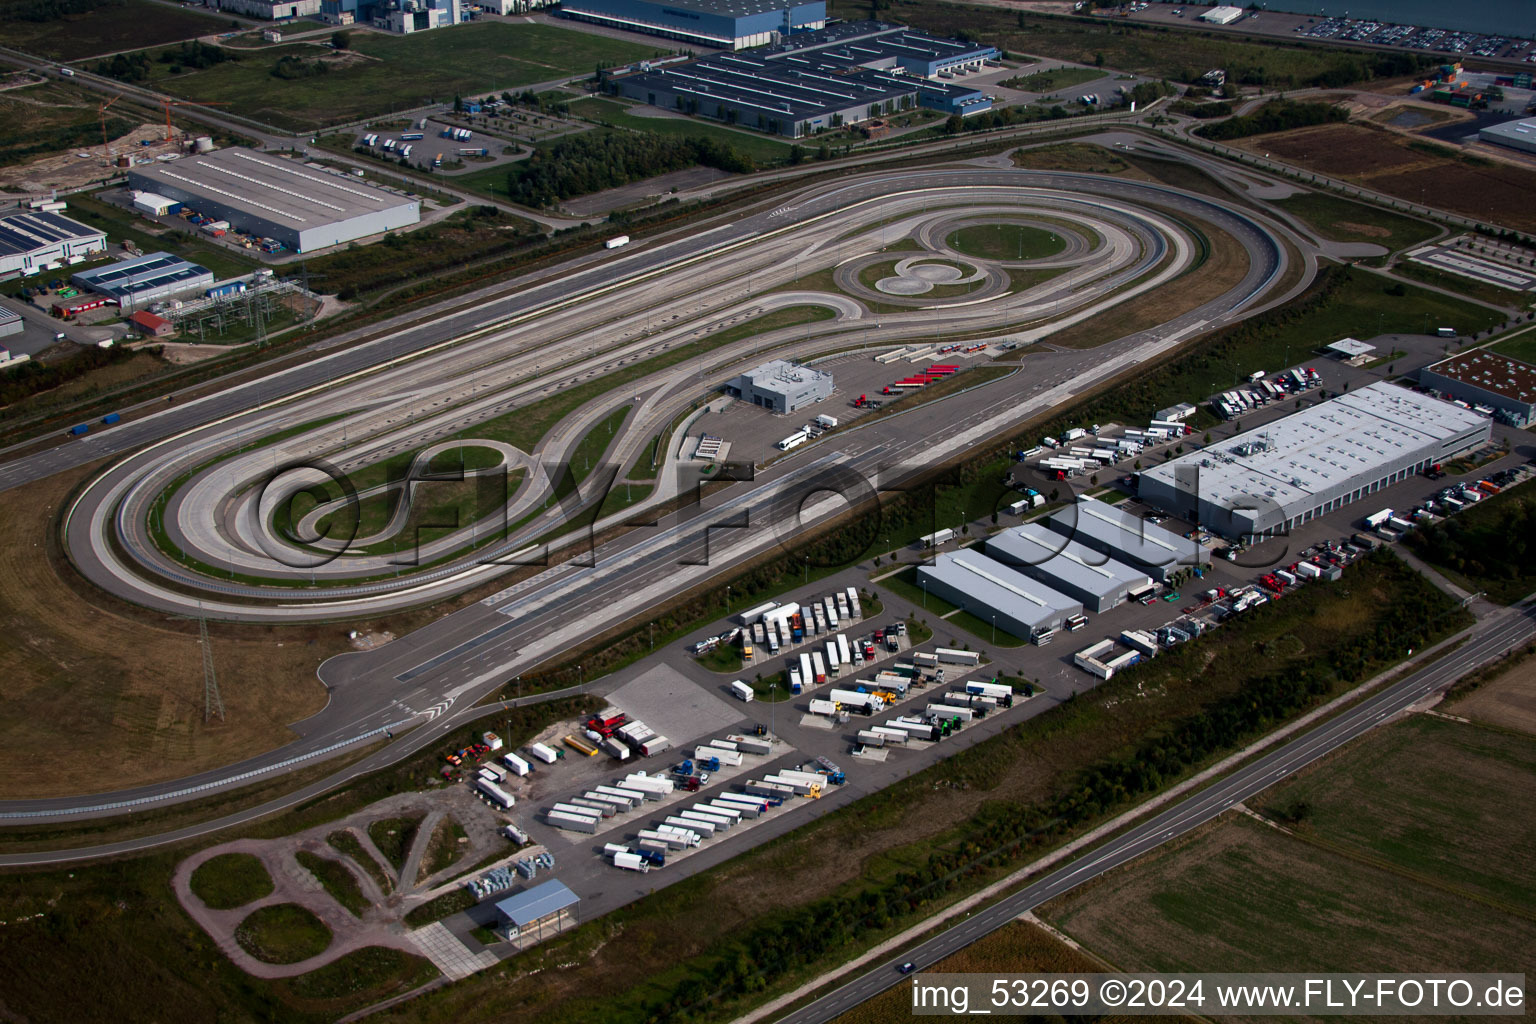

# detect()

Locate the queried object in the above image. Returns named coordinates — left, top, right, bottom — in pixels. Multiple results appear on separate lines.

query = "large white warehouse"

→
left=1137, top=382, right=1489, bottom=540
left=0, top=210, right=106, bottom=279
left=126, top=148, right=419, bottom=253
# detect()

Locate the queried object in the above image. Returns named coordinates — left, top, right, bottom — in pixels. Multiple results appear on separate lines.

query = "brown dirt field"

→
left=0, top=122, right=182, bottom=192
left=1243, top=123, right=1425, bottom=176
left=1040, top=814, right=1536, bottom=975
left=1236, top=122, right=1536, bottom=234
left=1450, top=655, right=1536, bottom=736
left=830, top=921, right=1149, bottom=1024
left=0, top=464, right=335, bottom=798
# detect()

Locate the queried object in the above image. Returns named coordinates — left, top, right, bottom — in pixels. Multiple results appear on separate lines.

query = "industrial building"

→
left=213, top=0, right=322, bottom=17
left=494, top=879, right=580, bottom=949
left=1200, top=5, right=1245, bottom=25
left=73, top=252, right=214, bottom=311
left=320, top=0, right=460, bottom=28
left=1138, top=381, right=1490, bottom=540
left=1478, top=116, right=1536, bottom=156
left=0, top=304, right=22, bottom=339
left=127, top=148, right=420, bottom=253
left=916, top=550, right=1082, bottom=639
left=128, top=310, right=177, bottom=338
left=609, top=21, right=995, bottom=136
left=0, top=210, right=107, bottom=280
left=563, top=0, right=824, bottom=49
left=726, top=358, right=833, bottom=413
left=987, top=522, right=1151, bottom=613
left=1419, top=350, right=1536, bottom=427
left=1045, top=497, right=1202, bottom=582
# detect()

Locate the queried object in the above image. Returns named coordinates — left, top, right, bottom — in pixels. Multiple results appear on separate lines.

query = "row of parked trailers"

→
left=879, top=363, right=959, bottom=396
left=739, top=588, right=862, bottom=659
left=1211, top=367, right=1321, bottom=420
left=542, top=733, right=771, bottom=837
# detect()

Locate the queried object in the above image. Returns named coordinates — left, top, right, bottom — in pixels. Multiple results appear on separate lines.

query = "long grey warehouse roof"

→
left=918, top=550, right=1080, bottom=629
left=1140, top=381, right=1488, bottom=513
left=128, top=148, right=412, bottom=228
left=495, top=879, right=579, bottom=926
left=1047, top=497, right=1200, bottom=573
left=0, top=211, right=103, bottom=260
left=624, top=0, right=806, bottom=14
left=988, top=523, right=1150, bottom=599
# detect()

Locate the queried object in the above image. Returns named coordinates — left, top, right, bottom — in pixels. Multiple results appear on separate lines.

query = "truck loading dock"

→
left=1045, top=496, right=1203, bottom=582
left=1137, top=382, right=1490, bottom=541
left=986, top=523, right=1152, bottom=613
left=916, top=550, right=1082, bottom=639
left=126, top=147, right=420, bottom=254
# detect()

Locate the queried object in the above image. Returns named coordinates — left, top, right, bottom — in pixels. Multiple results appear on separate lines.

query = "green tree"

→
left=331, top=30, right=350, bottom=49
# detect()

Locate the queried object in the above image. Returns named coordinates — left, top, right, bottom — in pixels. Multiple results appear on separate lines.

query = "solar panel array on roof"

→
left=0, top=211, right=106, bottom=276
left=72, top=251, right=213, bottom=307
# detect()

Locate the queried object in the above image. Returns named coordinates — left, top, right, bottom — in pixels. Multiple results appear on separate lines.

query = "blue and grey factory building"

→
left=606, top=19, right=996, bottom=137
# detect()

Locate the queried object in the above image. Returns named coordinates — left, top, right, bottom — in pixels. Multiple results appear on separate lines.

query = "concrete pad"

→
left=852, top=747, right=889, bottom=763
left=607, top=664, right=748, bottom=748
left=799, top=714, right=834, bottom=730
left=410, top=921, right=499, bottom=981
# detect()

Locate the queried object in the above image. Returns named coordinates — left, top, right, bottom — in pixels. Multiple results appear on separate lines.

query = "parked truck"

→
left=605, top=235, right=630, bottom=250
left=475, top=778, right=516, bottom=809
left=501, top=751, right=532, bottom=776
left=729, top=679, right=755, bottom=702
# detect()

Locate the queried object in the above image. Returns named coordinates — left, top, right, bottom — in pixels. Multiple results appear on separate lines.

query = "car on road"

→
left=898, top=962, right=916, bottom=975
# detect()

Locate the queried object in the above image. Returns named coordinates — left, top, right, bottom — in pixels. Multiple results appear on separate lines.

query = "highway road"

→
left=775, top=603, right=1536, bottom=1024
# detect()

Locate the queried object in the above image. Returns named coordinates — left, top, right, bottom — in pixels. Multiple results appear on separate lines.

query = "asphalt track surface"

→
left=777, top=603, right=1536, bottom=1024
left=65, top=168, right=1292, bottom=613
left=1, top=160, right=1310, bottom=829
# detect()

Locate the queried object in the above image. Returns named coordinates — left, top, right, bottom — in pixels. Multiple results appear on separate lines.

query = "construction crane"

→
left=98, top=94, right=121, bottom=158
left=160, top=99, right=230, bottom=144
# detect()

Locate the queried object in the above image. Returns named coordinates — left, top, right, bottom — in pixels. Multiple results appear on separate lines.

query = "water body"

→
left=1251, top=1, right=1536, bottom=40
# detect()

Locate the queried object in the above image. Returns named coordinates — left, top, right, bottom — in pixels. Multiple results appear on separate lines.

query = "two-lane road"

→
left=777, top=603, right=1535, bottom=1024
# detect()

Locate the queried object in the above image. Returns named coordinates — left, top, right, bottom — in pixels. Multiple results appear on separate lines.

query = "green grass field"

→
left=235, top=904, right=333, bottom=966
left=1042, top=715, right=1536, bottom=977
left=1392, top=260, right=1534, bottom=310
left=568, top=97, right=791, bottom=164
left=119, top=23, right=664, bottom=132
left=0, top=80, right=148, bottom=169
left=367, top=816, right=421, bottom=873
left=947, top=223, right=1066, bottom=262
left=998, top=66, right=1105, bottom=93
left=842, top=0, right=1425, bottom=89
left=188, top=852, right=273, bottom=910
left=295, top=850, right=369, bottom=916
left=1491, top=323, right=1536, bottom=363
left=1271, top=192, right=1441, bottom=253
left=5, top=0, right=231, bottom=60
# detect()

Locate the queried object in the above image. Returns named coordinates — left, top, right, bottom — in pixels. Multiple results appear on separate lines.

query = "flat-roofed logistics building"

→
left=494, top=879, right=580, bottom=950
left=0, top=304, right=22, bottom=339
left=609, top=21, right=994, bottom=136
left=0, top=210, right=106, bottom=279
left=126, top=148, right=419, bottom=253
left=1200, top=5, right=1244, bottom=24
left=1138, top=381, right=1489, bottom=540
left=72, top=252, right=214, bottom=311
left=1419, top=350, right=1536, bottom=427
left=563, top=0, right=825, bottom=49
left=726, top=358, right=833, bottom=413
left=916, top=550, right=1081, bottom=639
left=1479, top=117, right=1536, bottom=157
left=987, top=522, right=1151, bottom=612
left=1045, top=497, right=1203, bottom=582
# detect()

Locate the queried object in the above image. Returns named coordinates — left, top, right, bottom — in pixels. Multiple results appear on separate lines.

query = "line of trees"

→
left=0, top=344, right=143, bottom=406
left=507, top=131, right=754, bottom=207
left=1406, top=491, right=1536, bottom=604
left=0, top=0, right=122, bottom=22
left=1195, top=99, right=1348, bottom=141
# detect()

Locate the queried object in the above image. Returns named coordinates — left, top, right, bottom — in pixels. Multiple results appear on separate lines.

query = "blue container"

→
left=102, top=412, right=121, bottom=425
left=70, top=423, right=89, bottom=436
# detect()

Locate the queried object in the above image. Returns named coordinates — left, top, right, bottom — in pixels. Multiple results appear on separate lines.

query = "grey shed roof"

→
left=495, top=879, right=579, bottom=926
left=988, top=522, right=1151, bottom=599
left=1326, top=338, right=1375, bottom=357
left=1047, top=497, right=1200, bottom=572
left=917, top=550, right=1080, bottom=629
